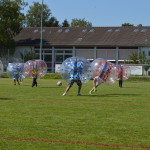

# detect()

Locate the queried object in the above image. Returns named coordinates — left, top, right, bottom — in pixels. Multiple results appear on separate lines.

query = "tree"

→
left=0, top=0, right=26, bottom=55
left=45, top=17, right=60, bottom=27
left=62, top=19, right=70, bottom=27
left=25, top=2, right=51, bottom=27
left=122, top=23, right=134, bottom=26
left=71, top=18, right=92, bottom=27
left=20, top=51, right=39, bottom=62
left=137, top=24, right=142, bottom=27
left=129, top=52, right=148, bottom=64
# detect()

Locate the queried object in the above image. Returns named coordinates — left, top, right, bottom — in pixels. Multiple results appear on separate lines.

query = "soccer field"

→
left=0, top=78, right=150, bottom=150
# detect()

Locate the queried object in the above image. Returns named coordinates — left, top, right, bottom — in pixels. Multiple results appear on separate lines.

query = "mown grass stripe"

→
left=2, top=99, right=150, bottom=107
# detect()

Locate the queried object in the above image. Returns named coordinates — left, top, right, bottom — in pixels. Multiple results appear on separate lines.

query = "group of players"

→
left=62, top=59, right=124, bottom=96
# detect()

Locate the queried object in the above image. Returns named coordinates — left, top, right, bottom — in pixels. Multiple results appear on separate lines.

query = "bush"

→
left=41, top=73, right=61, bottom=79
left=1, top=72, right=8, bottom=78
left=1, top=72, right=150, bottom=81
left=127, top=75, right=150, bottom=82
left=1, top=72, right=62, bottom=79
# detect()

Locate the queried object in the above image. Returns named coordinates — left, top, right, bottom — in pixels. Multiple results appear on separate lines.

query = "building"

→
left=14, top=26, right=150, bottom=73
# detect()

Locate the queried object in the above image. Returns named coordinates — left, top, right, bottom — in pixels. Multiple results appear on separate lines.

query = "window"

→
left=149, top=51, right=150, bottom=56
left=44, top=55, right=52, bottom=61
left=77, top=38, right=83, bottom=41
left=34, top=29, right=38, bottom=33
left=82, top=29, right=87, bottom=32
left=107, top=29, right=113, bottom=32
left=47, top=68, right=52, bottom=72
left=89, top=29, right=95, bottom=32
left=141, top=29, right=147, bottom=32
left=43, top=50, right=52, bottom=53
left=65, top=50, right=72, bottom=53
left=56, top=55, right=63, bottom=62
left=115, top=29, right=120, bottom=32
left=56, top=50, right=63, bottom=53
left=58, top=29, right=62, bottom=32
left=65, top=29, right=70, bottom=32
left=134, top=29, right=139, bottom=32
left=64, top=55, right=72, bottom=60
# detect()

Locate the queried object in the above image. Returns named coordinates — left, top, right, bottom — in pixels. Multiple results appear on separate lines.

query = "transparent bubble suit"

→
left=116, top=65, right=131, bottom=80
left=7, top=63, right=25, bottom=79
left=0, top=60, right=3, bottom=77
left=23, top=60, right=47, bottom=78
left=60, top=57, right=92, bottom=83
left=90, top=58, right=118, bottom=85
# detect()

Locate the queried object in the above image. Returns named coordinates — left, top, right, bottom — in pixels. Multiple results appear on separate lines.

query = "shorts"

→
left=94, top=76, right=101, bottom=86
left=68, top=79, right=82, bottom=87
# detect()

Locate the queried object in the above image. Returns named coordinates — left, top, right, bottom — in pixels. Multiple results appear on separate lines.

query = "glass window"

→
left=47, top=68, right=52, bottom=73
left=77, top=38, right=83, bottom=41
left=35, top=50, right=39, bottom=54
left=65, top=29, right=70, bottom=32
left=56, top=55, right=63, bottom=62
left=58, top=29, right=62, bottom=32
left=141, top=29, right=147, bottom=32
left=43, top=50, right=52, bottom=53
left=107, top=29, right=112, bottom=32
left=34, top=29, right=38, bottom=33
left=56, top=50, right=64, bottom=53
left=44, top=55, right=52, bottom=61
left=82, top=29, right=87, bottom=32
left=134, top=29, right=139, bottom=32
left=148, top=51, right=150, bottom=56
left=115, top=29, right=120, bottom=32
left=65, top=50, right=72, bottom=53
left=89, top=29, right=95, bottom=32
left=64, top=55, right=72, bottom=60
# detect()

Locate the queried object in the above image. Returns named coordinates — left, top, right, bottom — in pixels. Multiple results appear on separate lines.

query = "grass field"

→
left=0, top=78, right=150, bottom=150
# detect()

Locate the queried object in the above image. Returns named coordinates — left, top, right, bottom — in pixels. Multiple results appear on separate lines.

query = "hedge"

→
left=1, top=72, right=150, bottom=81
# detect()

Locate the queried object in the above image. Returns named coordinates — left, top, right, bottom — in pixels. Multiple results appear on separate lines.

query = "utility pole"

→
left=39, top=0, right=44, bottom=60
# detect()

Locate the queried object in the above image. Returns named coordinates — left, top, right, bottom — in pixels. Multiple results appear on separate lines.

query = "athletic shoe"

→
left=77, top=93, right=82, bottom=96
left=93, top=89, right=97, bottom=92
left=89, top=91, right=93, bottom=95
left=62, top=93, right=66, bottom=96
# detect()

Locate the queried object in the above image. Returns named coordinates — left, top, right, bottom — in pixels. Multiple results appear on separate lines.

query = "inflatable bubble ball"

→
left=0, top=60, right=3, bottom=77
left=60, top=57, right=92, bottom=83
left=7, top=63, right=25, bottom=79
left=116, top=65, right=131, bottom=80
left=23, top=59, right=47, bottom=78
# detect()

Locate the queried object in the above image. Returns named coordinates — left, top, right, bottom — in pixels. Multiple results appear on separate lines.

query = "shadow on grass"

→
left=0, top=98, right=16, bottom=100
left=83, top=93, right=141, bottom=97
left=39, top=86, right=62, bottom=88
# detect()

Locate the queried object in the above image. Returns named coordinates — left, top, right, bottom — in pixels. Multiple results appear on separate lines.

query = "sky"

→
left=22, top=0, right=150, bottom=27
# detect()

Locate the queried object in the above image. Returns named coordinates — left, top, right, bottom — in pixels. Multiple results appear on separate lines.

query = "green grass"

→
left=0, top=78, right=150, bottom=150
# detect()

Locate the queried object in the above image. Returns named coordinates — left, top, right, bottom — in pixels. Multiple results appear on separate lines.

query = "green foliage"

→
left=0, top=0, right=26, bottom=51
left=44, top=16, right=60, bottom=27
left=129, top=52, right=148, bottom=64
left=1, top=72, right=8, bottom=78
left=122, top=23, right=134, bottom=26
left=25, top=2, right=51, bottom=27
left=21, top=51, right=39, bottom=62
left=62, top=19, right=70, bottom=27
left=127, top=75, right=150, bottom=81
left=41, top=73, right=61, bottom=79
left=71, top=18, right=92, bottom=27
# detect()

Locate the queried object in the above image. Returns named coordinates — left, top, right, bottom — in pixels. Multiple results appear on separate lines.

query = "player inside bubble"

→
left=89, top=58, right=118, bottom=94
left=23, top=60, right=47, bottom=87
left=7, top=63, right=25, bottom=85
left=61, top=57, right=92, bottom=96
